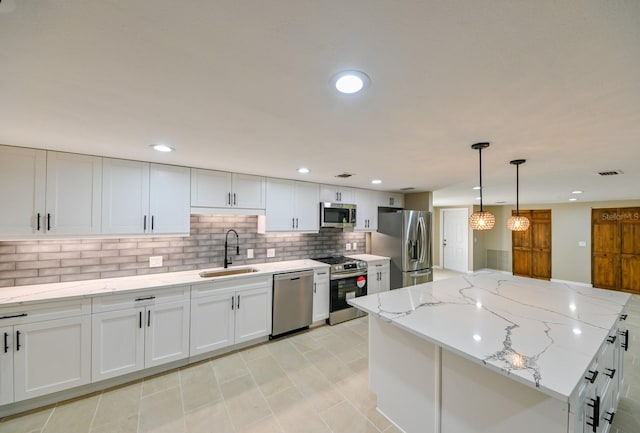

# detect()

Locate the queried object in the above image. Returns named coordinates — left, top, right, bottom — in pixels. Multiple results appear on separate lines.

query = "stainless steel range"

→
left=312, top=255, right=368, bottom=325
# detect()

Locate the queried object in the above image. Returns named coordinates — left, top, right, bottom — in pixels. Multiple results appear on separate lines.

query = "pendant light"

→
left=469, top=142, right=495, bottom=230
left=507, top=159, right=530, bottom=231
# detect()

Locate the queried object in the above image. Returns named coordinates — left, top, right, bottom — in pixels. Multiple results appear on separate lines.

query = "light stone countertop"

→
left=0, top=259, right=329, bottom=307
left=346, top=254, right=390, bottom=262
left=348, top=271, right=631, bottom=401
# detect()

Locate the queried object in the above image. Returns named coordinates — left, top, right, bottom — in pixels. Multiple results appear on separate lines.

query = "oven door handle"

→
left=330, top=271, right=367, bottom=280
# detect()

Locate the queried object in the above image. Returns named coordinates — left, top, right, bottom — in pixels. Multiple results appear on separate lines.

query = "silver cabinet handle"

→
left=233, top=193, right=237, bottom=206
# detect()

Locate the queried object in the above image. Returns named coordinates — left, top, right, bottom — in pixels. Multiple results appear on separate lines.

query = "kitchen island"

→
left=348, top=271, right=631, bottom=433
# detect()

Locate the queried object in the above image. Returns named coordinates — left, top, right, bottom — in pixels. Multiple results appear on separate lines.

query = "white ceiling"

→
left=1, top=0, right=639, bottom=207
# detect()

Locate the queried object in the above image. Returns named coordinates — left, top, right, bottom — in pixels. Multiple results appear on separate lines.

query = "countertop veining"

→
left=348, top=271, right=631, bottom=401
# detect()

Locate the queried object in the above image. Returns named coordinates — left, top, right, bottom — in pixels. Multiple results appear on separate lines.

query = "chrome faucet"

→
left=224, top=229, right=239, bottom=268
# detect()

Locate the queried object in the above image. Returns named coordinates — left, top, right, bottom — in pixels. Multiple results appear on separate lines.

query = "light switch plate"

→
left=267, top=248, right=275, bottom=258
left=578, top=241, right=587, bottom=247
left=149, top=256, right=163, bottom=268
left=247, top=249, right=254, bottom=259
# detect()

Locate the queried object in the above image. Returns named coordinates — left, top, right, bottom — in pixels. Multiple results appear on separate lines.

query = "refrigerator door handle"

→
left=418, top=216, right=427, bottom=264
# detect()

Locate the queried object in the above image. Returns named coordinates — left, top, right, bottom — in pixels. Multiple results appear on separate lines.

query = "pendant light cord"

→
left=516, top=163, right=520, bottom=215
left=478, top=147, right=484, bottom=211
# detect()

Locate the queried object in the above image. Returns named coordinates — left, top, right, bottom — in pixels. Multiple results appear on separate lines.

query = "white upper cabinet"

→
left=46, top=152, right=102, bottom=234
left=0, top=145, right=46, bottom=236
left=102, top=159, right=150, bottom=234
left=320, top=185, right=354, bottom=203
left=354, top=188, right=378, bottom=231
left=265, top=178, right=319, bottom=232
left=0, top=146, right=102, bottom=237
left=378, top=192, right=404, bottom=208
left=149, top=164, right=190, bottom=234
left=191, top=169, right=265, bottom=210
left=102, top=159, right=190, bottom=235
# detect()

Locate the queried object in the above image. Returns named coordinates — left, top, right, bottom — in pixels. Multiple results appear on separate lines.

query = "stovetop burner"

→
left=312, top=255, right=351, bottom=265
left=312, top=255, right=367, bottom=274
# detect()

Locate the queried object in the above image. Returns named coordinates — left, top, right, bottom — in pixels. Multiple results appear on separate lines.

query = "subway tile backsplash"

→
left=0, top=215, right=366, bottom=287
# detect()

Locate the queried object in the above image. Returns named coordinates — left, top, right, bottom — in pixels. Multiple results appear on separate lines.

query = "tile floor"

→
left=0, top=275, right=638, bottom=433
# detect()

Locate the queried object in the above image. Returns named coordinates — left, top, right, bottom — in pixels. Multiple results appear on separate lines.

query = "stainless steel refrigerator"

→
left=372, top=210, right=433, bottom=289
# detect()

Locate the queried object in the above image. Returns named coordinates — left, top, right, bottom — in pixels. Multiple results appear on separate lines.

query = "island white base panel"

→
left=369, top=316, right=569, bottom=433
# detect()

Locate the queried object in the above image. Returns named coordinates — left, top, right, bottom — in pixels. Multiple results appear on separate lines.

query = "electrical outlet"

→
left=352, top=242, right=357, bottom=250
left=267, top=248, right=275, bottom=258
left=149, top=256, right=163, bottom=268
left=345, top=243, right=351, bottom=251
left=247, top=249, right=254, bottom=259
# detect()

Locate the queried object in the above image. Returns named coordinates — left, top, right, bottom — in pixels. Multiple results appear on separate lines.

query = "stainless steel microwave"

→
left=320, top=202, right=356, bottom=228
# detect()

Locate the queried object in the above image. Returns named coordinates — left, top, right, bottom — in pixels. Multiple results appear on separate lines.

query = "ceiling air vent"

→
left=400, top=187, right=415, bottom=191
left=335, top=173, right=353, bottom=178
left=597, top=170, right=623, bottom=176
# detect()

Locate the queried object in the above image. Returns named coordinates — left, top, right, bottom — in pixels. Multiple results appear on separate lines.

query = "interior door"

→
left=442, top=209, right=469, bottom=273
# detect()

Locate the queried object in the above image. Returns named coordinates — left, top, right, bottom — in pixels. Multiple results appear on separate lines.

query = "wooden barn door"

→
left=593, top=207, right=640, bottom=294
left=512, top=209, right=552, bottom=280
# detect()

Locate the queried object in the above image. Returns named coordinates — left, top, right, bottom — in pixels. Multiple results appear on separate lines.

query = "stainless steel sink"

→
left=199, top=267, right=258, bottom=278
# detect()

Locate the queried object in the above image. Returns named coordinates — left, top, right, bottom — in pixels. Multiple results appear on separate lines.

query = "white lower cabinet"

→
left=0, top=300, right=91, bottom=405
left=367, top=259, right=390, bottom=294
left=312, top=269, right=330, bottom=322
left=91, top=287, right=190, bottom=382
left=190, top=276, right=272, bottom=356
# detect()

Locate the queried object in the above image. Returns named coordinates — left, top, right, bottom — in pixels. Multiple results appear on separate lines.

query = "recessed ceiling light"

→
left=571, top=190, right=583, bottom=194
left=332, top=70, right=370, bottom=94
left=297, top=167, right=310, bottom=174
left=151, top=144, right=174, bottom=153
left=569, top=198, right=578, bottom=201
left=371, top=179, right=382, bottom=184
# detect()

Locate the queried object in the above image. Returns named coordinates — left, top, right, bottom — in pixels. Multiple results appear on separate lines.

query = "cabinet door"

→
left=379, top=264, right=390, bottom=292
left=232, top=173, right=265, bottom=209
left=13, top=315, right=91, bottom=401
left=266, top=178, right=296, bottom=231
left=149, top=163, right=191, bottom=234
left=145, top=300, right=190, bottom=368
left=355, top=189, right=377, bottom=231
left=190, top=293, right=235, bottom=355
left=320, top=185, right=354, bottom=203
left=235, top=287, right=271, bottom=344
left=0, top=326, right=13, bottom=405
left=378, top=192, right=404, bottom=208
left=190, top=168, right=232, bottom=208
left=294, top=181, right=319, bottom=231
left=313, top=271, right=330, bottom=322
left=367, top=270, right=380, bottom=295
left=0, top=145, right=46, bottom=235
left=92, top=308, right=145, bottom=381
left=45, top=152, right=102, bottom=234
left=102, top=158, right=150, bottom=234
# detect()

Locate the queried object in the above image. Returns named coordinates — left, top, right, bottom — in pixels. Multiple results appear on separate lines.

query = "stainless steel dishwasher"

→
left=272, top=269, right=314, bottom=337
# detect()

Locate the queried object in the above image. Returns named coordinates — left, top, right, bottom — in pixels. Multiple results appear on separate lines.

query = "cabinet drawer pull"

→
left=37, top=213, right=41, bottom=231
left=620, top=314, right=628, bottom=321
left=604, top=411, right=615, bottom=424
left=3, top=332, right=8, bottom=353
left=585, top=369, right=598, bottom=384
left=135, top=296, right=156, bottom=302
left=139, top=311, right=142, bottom=329
left=586, top=395, right=600, bottom=432
left=15, top=330, right=21, bottom=351
left=607, top=335, right=616, bottom=344
left=0, top=313, right=28, bottom=320
left=604, top=368, right=616, bottom=379
left=620, top=329, right=629, bottom=351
